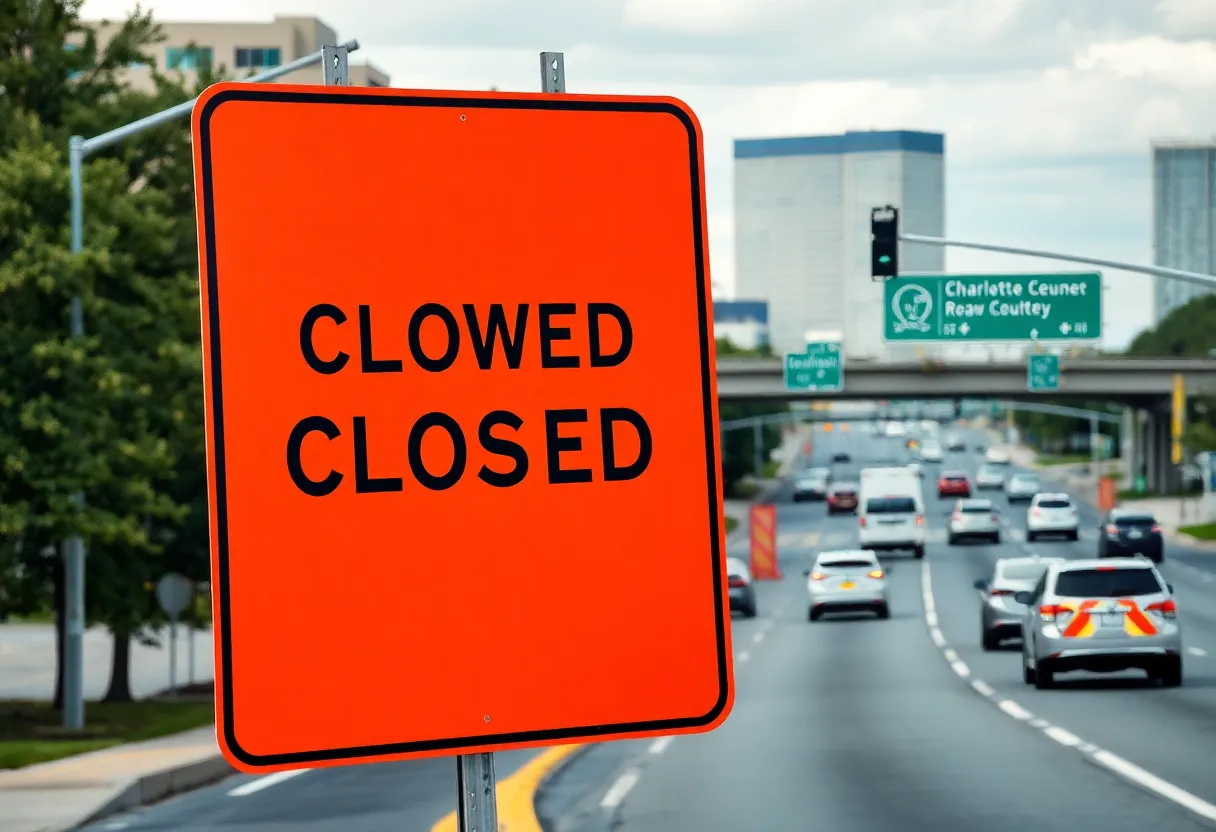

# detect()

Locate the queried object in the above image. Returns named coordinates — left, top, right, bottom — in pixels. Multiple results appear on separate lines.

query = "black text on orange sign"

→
left=287, top=300, right=654, bottom=495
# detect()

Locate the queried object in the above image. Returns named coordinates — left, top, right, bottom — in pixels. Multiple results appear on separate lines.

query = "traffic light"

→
left=871, top=206, right=899, bottom=278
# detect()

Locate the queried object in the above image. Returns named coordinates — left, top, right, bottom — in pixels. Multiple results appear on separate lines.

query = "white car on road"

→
left=985, top=447, right=1012, bottom=466
left=805, top=549, right=890, bottom=621
left=975, top=465, right=1006, bottom=490
left=920, top=442, right=944, bottom=463
left=1026, top=492, right=1079, bottom=541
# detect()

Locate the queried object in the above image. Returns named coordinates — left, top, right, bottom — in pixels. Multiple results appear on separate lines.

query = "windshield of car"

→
left=866, top=497, right=916, bottom=513
left=1000, top=562, right=1052, bottom=581
left=1037, top=498, right=1071, bottom=509
left=1053, top=568, right=1162, bottom=597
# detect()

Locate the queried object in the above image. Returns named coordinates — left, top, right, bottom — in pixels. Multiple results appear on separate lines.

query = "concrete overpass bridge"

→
left=715, top=356, right=1216, bottom=494
left=715, top=357, right=1216, bottom=405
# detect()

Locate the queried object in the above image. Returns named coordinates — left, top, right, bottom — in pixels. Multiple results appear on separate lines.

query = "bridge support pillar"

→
left=1143, top=407, right=1175, bottom=494
left=1121, top=407, right=1139, bottom=483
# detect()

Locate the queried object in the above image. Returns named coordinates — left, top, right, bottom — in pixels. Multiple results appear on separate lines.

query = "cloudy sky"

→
left=83, top=0, right=1216, bottom=348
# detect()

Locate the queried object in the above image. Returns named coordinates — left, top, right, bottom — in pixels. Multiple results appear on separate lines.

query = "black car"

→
left=832, top=452, right=851, bottom=463
left=1098, top=509, right=1164, bottom=562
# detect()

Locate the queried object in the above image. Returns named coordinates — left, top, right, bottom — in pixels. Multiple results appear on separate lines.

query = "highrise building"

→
left=80, top=15, right=389, bottom=90
left=1152, top=139, right=1216, bottom=324
left=733, top=130, right=945, bottom=361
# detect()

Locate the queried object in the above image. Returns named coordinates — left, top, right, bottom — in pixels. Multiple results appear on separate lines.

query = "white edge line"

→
left=227, top=769, right=308, bottom=797
left=925, top=610, right=939, bottom=627
left=1044, top=725, right=1082, bottom=747
left=1091, top=750, right=1216, bottom=822
left=600, top=769, right=641, bottom=810
left=753, top=632, right=765, bottom=644
left=736, top=651, right=750, bottom=663
left=942, top=647, right=958, bottom=662
left=970, top=679, right=995, bottom=697
left=647, top=736, right=673, bottom=755
left=950, top=660, right=971, bottom=678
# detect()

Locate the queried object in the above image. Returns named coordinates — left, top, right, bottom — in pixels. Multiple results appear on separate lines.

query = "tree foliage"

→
left=716, top=338, right=788, bottom=492
left=0, top=0, right=210, bottom=702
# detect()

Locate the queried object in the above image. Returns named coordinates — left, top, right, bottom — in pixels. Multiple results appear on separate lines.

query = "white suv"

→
left=1026, top=493, right=1079, bottom=542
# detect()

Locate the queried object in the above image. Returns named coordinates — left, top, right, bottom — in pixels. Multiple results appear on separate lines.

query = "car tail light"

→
left=868, top=569, right=884, bottom=579
left=1039, top=603, right=1064, bottom=621
left=728, top=575, right=746, bottom=588
left=1032, top=508, right=1042, bottom=517
left=915, top=515, right=924, bottom=525
left=859, top=516, right=867, bottom=527
left=1105, top=524, right=1119, bottom=535
left=990, top=513, right=999, bottom=522
left=1151, top=524, right=1162, bottom=534
left=810, top=572, right=825, bottom=581
left=952, top=512, right=962, bottom=522
left=990, top=588, right=1013, bottom=597
left=1146, top=599, right=1177, bottom=619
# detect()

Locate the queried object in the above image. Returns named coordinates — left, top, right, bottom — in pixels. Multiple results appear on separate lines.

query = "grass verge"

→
left=0, top=696, right=215, bottom=770
left=725, top=516, right=738, bottom=534
left=1178, top=522, right=1216, bottom=541
left=1035, top=453, right=1092, bottom=466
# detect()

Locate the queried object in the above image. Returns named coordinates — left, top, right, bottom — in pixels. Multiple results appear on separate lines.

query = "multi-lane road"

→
left=79, top=423, right=1216, bottom=831
left=539, top=425, right=1216, bottom=832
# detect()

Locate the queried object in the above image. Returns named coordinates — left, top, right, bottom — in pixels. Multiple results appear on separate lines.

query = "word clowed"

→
left=285, top=302, right=654, bottom=496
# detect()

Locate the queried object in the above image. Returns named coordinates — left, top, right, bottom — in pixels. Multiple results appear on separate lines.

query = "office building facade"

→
left=734, top=130, right=945, bottom=361
left=1152, top=139, right=1216, bottom=324
left=81, top=15, right=389, bottom=90
left=713, top=299, right=769, bottom=352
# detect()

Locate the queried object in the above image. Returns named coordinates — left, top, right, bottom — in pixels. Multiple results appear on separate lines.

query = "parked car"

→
left=1099, top=508, right=1164, bottom=563
left=727, top=557, right=757, bottom=618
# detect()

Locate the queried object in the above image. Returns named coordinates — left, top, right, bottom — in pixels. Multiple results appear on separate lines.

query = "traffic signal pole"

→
left=899, top=233, right=1216, bottom=289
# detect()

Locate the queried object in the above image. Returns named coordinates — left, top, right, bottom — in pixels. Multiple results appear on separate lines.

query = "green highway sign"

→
left=785, top=342, right=843, bottom=392
left=883, top=273, right=1102, bottom=342
left=1027, top=354, right=1060, bottom=392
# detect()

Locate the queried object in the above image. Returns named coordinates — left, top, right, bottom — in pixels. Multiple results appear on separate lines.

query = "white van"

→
left=859, top=468, right=927, bottom=558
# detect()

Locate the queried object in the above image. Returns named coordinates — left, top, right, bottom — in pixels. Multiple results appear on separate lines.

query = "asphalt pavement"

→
left=538, top=422, right=1216, bottom=832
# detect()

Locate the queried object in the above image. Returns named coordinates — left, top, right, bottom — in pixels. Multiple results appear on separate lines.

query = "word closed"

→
left=288, top=301, right=654, bottom=494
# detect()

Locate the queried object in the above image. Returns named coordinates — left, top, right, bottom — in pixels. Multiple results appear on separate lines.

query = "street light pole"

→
left=59, top=39, right=360, bottom=731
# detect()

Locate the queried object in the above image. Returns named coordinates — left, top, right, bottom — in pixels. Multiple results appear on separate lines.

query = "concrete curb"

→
left=56, top=754, right=234, bottom=832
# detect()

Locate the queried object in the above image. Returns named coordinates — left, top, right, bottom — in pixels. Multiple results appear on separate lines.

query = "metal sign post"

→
left=61, top=39, right=360, bottom=730
left=155, top=573, right=193, bottom=697
left=452, top=50, right=567, bottom=832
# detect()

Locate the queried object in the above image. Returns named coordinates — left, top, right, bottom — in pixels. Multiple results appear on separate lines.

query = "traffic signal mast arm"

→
left=899, top=233, right=1216, bottom=289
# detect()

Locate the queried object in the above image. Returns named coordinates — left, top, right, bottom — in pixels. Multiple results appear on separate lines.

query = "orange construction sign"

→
left=191, top=83, right=731, bottom=772
left=1098, top=476, right=1118, bottom=511
left=749, top=504, right=782, bottom=580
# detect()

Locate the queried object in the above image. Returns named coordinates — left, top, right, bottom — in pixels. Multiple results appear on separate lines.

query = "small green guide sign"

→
left=883, top=273, right=1102, bottom=342
left=785, top=342, right=843, bottom=392
left=1027, top=354, right=1060, bottom=391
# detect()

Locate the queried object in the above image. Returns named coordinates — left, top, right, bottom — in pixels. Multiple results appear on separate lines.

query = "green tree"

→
left=0, top=0, right=210, bottom=703
left=716, top=338, right=789, bottom=493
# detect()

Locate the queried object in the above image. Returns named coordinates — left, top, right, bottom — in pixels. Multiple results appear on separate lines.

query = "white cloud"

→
left=80, top=0, right=1216, bottom=347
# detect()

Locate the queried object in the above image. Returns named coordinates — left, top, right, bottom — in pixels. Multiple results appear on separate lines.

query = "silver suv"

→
left=1020, top=558, right=1182, bottom=689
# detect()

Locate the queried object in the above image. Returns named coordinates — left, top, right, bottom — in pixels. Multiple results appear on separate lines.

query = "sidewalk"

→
left=0, top=725, right=230, bottom=832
